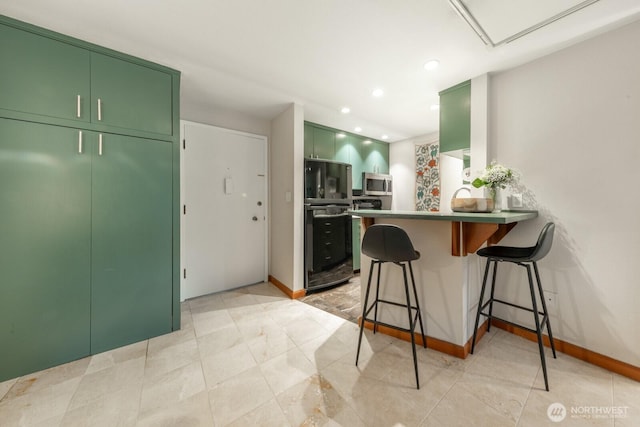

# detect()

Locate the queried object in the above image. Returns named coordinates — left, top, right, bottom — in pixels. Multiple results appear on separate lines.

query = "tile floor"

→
left=0, top=281, right=638, bottom=426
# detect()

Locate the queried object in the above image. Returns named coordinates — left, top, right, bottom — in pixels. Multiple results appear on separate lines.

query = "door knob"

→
left=252, top=216, right=258, bottom=221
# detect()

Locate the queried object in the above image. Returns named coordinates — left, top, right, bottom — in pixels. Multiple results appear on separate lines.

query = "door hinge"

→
left=183, top=268, right=187, bottom=279
left=183, top=139, right=186, bottom=149
left=183, top=205, right=186, bottom=215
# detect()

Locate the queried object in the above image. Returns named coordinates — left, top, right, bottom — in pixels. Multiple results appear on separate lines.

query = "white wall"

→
left=488, top=19, right=640, bottom=367
left=269, top=103, right=305, bottom=291
left=389, top=132, right=438, bottom=210
left=181, top=105, right=271, bottom=138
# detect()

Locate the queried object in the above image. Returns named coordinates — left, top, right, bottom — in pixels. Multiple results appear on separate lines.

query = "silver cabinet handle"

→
left=76, top=95, right=81, bottom=118
left=98, top=134, right=103, bottom=156
left=78, top=131, right=83, bottom=153
left=97, top=98, right=102, bottom=121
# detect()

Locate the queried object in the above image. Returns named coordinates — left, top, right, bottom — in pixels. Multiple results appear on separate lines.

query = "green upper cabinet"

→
left=91, top=133, right=173, bottom=353
left=0, top=118, right=91, bottom=381
left=0, top=17, right=176, bottom=139
left=311, top=126, right=336, bottom=160
left=304, top=122, right=389, bottom=190
left=0, top=23, right=91, bottom=122
left=439, top=80, right=471, bottom=153
left=91, top=53, right=173, bottom=136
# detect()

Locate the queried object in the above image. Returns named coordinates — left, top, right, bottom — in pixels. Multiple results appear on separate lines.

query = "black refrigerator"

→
left=304, top=159, right=353, bottom=292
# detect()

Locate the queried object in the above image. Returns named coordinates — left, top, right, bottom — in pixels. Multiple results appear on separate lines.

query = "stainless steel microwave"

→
left=362, top=172, right=392, bottom=196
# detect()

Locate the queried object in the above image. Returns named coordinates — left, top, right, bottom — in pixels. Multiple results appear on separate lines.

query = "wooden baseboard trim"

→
left=490, top=319, right=640, bottom=382
left=360, top=318, right=488, bottom=359
left=268, top=275, right=306, bottom=299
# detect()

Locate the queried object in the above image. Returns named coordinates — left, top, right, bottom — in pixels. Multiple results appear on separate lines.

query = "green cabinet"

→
left=0, top=23, right=91, bottom=122
left=0, top=119, right=92, bottom=380
left=0, top=120, right=174, bottom=380
left=304, top=122, right=389, bottom=190
left=91, top=133, right=173, bottom=353
left=91, top=53, right=173, bottom=136
left=0, top=16, right=179, bottom=382
left=0, top=19, right=175, bottom=138
left=439, top=80, right=471, bottom=153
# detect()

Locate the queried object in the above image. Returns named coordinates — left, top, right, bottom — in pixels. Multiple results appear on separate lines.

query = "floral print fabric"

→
left=415, top=143, right=440, bottom=211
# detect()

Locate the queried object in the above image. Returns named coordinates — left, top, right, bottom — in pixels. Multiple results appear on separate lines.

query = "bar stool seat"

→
left=471, top=222, right=557, bottom=391
left=356, top=224, right=426, bottom=389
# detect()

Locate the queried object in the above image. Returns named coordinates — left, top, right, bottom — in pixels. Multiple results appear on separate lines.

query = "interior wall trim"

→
left=269, top=275, right=306, bottom=299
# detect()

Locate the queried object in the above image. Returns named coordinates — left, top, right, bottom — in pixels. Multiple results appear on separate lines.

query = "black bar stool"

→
left=471, top=222, right=557, bottom=391
left=355, top=224, right=426, bottom=389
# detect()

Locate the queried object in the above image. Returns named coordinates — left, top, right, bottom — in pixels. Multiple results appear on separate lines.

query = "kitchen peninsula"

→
left=351, top=209, right=538, bottom=357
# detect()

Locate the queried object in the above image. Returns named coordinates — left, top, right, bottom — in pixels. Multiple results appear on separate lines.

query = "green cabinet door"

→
left=312, top=127, right=335, bottom=160
left=90, top=133, right=173, bottom=353
left=350, top=136, right=365, bottom=190
left=439, top=80, right=471, bottom=153
left=304, top=122, right=314, bottom=158
left=334, top=133, right=352, bottom=164
left=0, top=23, right=91, bottom=122
left=375, top=142, right=390, bottom=174
left=0, top=118, right=91, bottom=382
left=91, top=53, right=173, bottom=136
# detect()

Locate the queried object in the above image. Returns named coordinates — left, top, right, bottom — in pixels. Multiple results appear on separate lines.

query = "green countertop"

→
left=349, top=209, right=538, bottom=224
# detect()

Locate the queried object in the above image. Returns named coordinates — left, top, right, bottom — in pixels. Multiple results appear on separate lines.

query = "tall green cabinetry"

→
left=439, top=80, right=471, bottom=153
left=0, top=15, right=181, bottom=381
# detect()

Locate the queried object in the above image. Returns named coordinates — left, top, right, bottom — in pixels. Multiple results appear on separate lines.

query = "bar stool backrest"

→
left=361, top=224, right=419, bottom=263
left=529, top=222, right=555, bottom=262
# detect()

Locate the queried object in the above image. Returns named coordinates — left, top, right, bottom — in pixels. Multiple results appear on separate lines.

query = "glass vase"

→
left=488, top=187, right=502, bottom=212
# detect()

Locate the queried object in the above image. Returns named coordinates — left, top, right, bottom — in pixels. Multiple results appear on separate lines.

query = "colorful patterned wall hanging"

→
left=415, top=143, right=440, bottom=211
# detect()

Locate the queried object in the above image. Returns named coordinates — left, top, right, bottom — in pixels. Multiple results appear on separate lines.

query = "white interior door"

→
left=182, top=122, right=267, bottom=300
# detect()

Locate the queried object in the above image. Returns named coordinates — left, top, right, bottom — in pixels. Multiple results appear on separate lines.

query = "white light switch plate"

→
left=510, top=193, right=523, bottom=208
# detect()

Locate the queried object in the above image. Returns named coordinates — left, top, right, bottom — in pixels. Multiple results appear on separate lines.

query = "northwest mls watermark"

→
left=547, top=402, right=629, bottom=422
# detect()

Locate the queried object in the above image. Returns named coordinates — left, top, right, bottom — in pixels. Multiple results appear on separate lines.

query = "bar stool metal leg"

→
left=534, top=262, right=557, bottom=358
left=402, top=263, right=420, bottom=389
left=356, top=260, right=376, bottom=366
left=408, top=262, right=427, bottom=348
left=373, top=261, right=382, bottom=334
left=471, top=258, right=492, bottom=354
left=487, top=260, right=498, bottom=333
left=526, top=264, right=550, bottom=391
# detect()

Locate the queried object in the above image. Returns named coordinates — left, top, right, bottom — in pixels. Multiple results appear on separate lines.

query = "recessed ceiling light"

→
left=430, top=104, right=440, bottom=111
left=381, top=135, right=389, bottom=140
left=372, top=88, right=384, bottom=97
left=354, top=127, right=362, bottom=132
left=424, top=59, right=440, bottom=71
left=336, top=133, right=346, bottom=139
left=363, top=140, right=372, bottom=145
left=340, top=107, right=350, bottom=114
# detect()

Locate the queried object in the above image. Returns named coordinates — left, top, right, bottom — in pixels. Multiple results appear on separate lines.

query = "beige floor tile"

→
left=0, top=377, right=17, bottom=401
left=0, top=376, right=81, bottom=427
left=208, top=366, right=275, bottom=426
left=276, top=373, right=364, bottom=427
left=192, top=308, right=236, bottom=338
left=282, top=313, right=332, bottom=347
left=188, top=293, right=226, bottom=314
left=69, top=356, right=146, bottom=410
left=136, top=390, right=214, bottom=427
left=245, top=323, right=297, bottom=364
left=613, top=374, right=640, bottom=427
left=139, top=360, right=206, bottom=417
left=2, top=356, right=89, bottom=400
left=147, top=326, right=196, bottom=355
left=197, top=322, right=244, bottom=359
left=260, top=347, right=318, bottom=395
left=61, top=382, right=142, bottom=427
left=85, top=340, right=148, bottom=375
left=201, top=342, right=257, bottom=387
left=226, top=398, right=291, bottom=427
left=298, top=331, right=353, bottom=370
left=144, top=337, right=200, bottom=381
